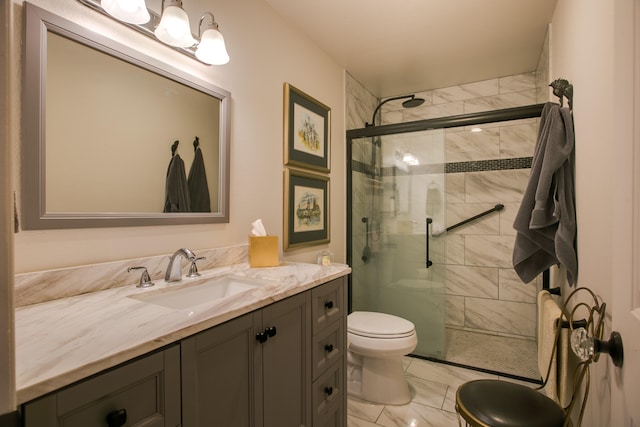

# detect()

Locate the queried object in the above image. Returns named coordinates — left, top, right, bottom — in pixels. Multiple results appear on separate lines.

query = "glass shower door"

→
left=350, top=129, right=446, bottom=358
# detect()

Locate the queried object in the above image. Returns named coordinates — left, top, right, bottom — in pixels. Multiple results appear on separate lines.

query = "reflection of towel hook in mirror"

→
left=171, top=140, right=180, bottom=157
left=193, top=136, right=200, bottom=151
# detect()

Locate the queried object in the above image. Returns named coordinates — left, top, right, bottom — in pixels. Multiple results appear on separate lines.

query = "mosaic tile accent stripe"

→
left=445, top=157, right=532, bottom=173
left=351, top=157, right=532, bottom=176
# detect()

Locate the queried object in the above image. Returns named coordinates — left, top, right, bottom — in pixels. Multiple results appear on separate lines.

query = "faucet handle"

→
left=127, top=266, right=155, bottom=288
left=187, top=256, right=206, bottom=278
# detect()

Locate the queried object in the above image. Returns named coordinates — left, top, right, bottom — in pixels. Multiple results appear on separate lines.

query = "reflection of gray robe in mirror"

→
left=163, top=154, right=191, bottom=213
left=188, top=147, right=211, bottom=212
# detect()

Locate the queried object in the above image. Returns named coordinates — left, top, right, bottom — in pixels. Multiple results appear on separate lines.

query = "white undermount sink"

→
left=129, top=275, right=270, bottom=310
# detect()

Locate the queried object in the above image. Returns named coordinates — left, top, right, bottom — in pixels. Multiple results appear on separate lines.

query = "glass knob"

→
left=571, top=327, right=595, bottom=361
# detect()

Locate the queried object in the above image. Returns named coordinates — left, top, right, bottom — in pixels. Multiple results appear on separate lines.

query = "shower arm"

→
left=366, top=95, right=419, bottom=127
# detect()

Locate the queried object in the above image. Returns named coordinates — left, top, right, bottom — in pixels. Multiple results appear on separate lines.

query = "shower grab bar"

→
left=425, top=218, right=433, bottom=268
left=434, top=204, right=504, bottom=236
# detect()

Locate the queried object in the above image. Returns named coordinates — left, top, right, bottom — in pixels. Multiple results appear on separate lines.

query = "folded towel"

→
left=513, top=102, right=577, bottom=285
left=537, top=290, right=570, bottom=406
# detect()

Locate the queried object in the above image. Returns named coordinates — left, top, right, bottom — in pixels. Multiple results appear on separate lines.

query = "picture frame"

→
left=284, top=168, right=330, bottom=250
left=284, top=83, right=331, bottom=173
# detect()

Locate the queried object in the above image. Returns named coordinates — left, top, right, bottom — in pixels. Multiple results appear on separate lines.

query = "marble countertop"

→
left=15, top=262, right=351, bottom=404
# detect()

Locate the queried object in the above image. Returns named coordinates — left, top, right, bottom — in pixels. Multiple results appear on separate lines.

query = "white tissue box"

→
left=249, top=236, right=279, bottom=267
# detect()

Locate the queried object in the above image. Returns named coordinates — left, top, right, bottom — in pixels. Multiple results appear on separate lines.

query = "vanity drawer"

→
left=312, top=320, right=344, bottom=380
left=311, top=277, right=346, bottom=333
left=312, top=361, right=344, bottom=427
left=22, top=345, right=181, bottom=427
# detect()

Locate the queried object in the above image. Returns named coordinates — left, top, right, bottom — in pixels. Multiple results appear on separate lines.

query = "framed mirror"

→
left=22, top=2, right=230, bottom=229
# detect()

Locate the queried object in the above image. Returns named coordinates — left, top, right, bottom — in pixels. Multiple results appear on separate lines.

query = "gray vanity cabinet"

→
left=21, top=276, right=347, bottom=427
left=180, top=312, right=255, bottom=426
left=181, top=291, right=311, bottom=427
left=256, top=291, right=312, bottom=427
left=22, top=345, right=181, bottom=427
left=310, top=278, right=347, bottom=427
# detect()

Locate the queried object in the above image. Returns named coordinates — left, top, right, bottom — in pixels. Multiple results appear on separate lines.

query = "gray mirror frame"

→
left=22, top=2, right=231, bottom=229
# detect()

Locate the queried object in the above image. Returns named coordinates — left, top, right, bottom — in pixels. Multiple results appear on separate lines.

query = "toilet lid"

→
left=348, top=311, right=415, bottom=338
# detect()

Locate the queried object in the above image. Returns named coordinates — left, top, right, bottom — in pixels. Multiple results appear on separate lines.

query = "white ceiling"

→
left=264, top=0, right=558, bottom=98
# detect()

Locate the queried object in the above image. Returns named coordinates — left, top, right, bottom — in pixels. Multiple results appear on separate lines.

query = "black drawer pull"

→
left=324, top=300, right=334, bottom=309
left=106, top=408, right=127, bottom=427
left=256, top=331, right=268, bottom=343
left=324, top=386, right=333, bottom=396
left=265, top=326, right=277, bottom=337
left=324, top=344, right=334, bottom=353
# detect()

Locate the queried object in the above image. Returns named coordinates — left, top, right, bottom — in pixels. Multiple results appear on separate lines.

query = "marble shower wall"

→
left=443, top=116, right=541, bottom=340
left=347, top=65, right=553, bottom=343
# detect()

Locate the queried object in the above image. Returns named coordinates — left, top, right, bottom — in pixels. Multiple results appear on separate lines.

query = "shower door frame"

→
left=346, top=103, right=545, bottom=312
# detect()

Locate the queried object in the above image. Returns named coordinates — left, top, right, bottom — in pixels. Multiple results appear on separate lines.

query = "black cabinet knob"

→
left=106, top=408, right=127, bottom=427
left=256, top=331, right=268, bottom=343
left=324, top=344, right=334, bottom=353
left=324, top=386, right=333, bottom=396
left=265, top=326, right=277, bottom=337
left=324, top=300, right=334, bottom=309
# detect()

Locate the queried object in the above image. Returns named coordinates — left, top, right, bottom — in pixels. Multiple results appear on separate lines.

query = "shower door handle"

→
left=425, top=218, right=433, bottom=268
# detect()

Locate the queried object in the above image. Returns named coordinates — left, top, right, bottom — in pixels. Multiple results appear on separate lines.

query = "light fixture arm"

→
left=366, top=95, right=417, bottom=127
left=198, top=12, right=219, bottom=37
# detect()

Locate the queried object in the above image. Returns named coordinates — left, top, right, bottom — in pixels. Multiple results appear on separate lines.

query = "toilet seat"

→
left=348, top=311, right=415, bottom=338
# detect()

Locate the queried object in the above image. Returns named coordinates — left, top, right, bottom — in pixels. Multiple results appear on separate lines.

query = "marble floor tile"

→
left=406, top=374, right=449, bottom=409
left=347, top=356, right=540, bottom=427
left=348, top=415, right=380, bottom=427
left=376, top=402, right=459, bottom=427
left=347, top=396, right=385, bottom=423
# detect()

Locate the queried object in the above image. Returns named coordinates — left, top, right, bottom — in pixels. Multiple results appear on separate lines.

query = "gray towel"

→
left=188, top=147, right=211, bottom=212
left=512, top=102, right=577, bottom=285
left=163, top=154, right=191, bottom=213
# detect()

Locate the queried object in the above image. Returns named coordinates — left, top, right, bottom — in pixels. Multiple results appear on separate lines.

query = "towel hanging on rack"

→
left=512, top=101, right=577, bottom=285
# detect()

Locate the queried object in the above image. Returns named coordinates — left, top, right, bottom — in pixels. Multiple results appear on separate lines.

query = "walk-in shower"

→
left=347, top=104, right=545, bottom=379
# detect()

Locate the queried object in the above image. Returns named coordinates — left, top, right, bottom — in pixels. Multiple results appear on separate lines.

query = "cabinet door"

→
left=256, top=292, right=311, bottom=427
left=181, top=312, right=256, bottom=427
left=23, top=345, right=181, bottom=427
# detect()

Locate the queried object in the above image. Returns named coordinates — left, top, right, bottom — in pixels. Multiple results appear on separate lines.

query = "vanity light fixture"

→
left=78, top=0, right=230, bottom=65
left=195, top=12, right=229, bottom=65
left=154, top=0, right=196, bottom=48
left=101, top=0, right=150, bottom=24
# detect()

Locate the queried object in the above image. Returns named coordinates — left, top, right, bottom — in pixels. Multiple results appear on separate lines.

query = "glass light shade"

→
left=195, top=27, right=230, bottom=65
left=154, top=5, right=196, bottom=48
left=102, top=0, right=150, bottom=24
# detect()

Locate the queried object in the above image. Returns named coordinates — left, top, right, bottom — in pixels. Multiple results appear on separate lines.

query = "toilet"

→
left=347, top=311, right=418, bottom=405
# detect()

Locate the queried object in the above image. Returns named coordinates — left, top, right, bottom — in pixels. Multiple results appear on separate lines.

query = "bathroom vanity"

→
left=16, top=261, right=349, bottom=427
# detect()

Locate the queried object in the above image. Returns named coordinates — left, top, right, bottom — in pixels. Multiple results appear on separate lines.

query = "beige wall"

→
left=9, top=0, right=346, bottom=273
left=551, top=1, right=631, bottom=426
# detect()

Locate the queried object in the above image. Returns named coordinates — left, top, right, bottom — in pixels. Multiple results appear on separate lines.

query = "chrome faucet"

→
left=165, top=248, right=197, bottom=282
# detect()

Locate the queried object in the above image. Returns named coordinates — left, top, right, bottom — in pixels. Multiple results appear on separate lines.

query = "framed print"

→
left=284, top=168, right=330, bottom=250
left=284, top=83, right=331, bottom=173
